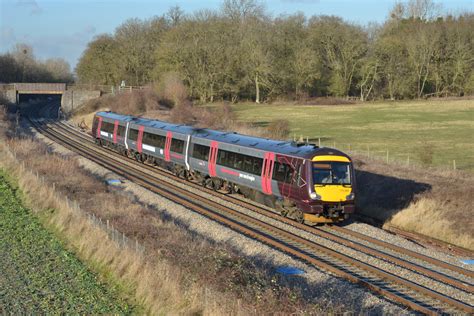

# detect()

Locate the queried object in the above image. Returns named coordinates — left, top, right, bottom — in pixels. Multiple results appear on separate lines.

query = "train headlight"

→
left=310, top=192, right=321, bottom=200
left=346, top=192, right=355, bottom=200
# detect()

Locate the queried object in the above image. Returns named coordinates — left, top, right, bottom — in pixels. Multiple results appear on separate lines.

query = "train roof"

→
left=96, top=111, right=350, bottom=160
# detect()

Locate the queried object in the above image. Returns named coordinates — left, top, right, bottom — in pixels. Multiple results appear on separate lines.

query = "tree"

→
left=166, top=5, right=185, bottom=26
left=309, top=16, right=368, bottom=98
left=76, top=35, right=122, bottom=85
left=43, top=58, right=74, bottom=83
left=221, top=0, right=265, bottom=22
left=0, top=54, right=20, bottom=83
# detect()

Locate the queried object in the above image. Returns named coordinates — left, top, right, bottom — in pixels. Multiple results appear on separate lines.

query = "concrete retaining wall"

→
left=2, top=90, right=17, bottom=104
left=61, top=90, right=100, bottom=113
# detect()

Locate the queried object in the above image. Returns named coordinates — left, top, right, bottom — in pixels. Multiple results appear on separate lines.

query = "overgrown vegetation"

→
left=76, top=0, right=473, bottom=102
left=0, top=170, right=132, bottom=314
left=0, top=43, right=74, bottom=83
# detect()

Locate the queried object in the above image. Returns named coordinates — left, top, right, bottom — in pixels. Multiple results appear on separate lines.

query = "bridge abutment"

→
left=61, top=90, right=100, bottom=113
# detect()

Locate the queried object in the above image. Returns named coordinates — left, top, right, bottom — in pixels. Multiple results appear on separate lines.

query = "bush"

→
left=266, top=119, right=290, bottom=139
left=155, top=72, right=188, bottom=108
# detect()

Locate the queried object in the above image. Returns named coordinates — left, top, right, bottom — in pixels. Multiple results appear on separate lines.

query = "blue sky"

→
left=1, top=0, right=472, bottom=70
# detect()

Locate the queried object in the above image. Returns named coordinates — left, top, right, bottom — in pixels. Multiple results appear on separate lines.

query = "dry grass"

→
left=388, top=198, right=473, bottom=250
left=0, top=114, right=337, bottom=314
left=353, top=155, right=474, bottom=250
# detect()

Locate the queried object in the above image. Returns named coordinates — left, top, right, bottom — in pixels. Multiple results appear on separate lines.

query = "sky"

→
left=1, top=0, right=472, bottom=70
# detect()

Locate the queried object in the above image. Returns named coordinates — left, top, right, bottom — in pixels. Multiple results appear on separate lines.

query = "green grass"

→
left=232, top=99, right=474, bottom=171
left=0, top=170, right=133, bottom=314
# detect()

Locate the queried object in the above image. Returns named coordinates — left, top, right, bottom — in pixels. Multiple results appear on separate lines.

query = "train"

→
left=92, top=111, right=356, bottom=224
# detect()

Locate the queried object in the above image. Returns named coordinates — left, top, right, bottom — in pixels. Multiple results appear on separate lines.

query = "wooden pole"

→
left=453, top=160, right=456, bottom=170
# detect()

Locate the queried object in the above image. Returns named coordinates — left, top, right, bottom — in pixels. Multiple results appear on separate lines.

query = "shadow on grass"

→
left=354, top=169, right=431, bottom=223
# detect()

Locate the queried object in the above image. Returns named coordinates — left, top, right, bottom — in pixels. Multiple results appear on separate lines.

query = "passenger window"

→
left=170, top=138, right=184, bottom=153
left=129, top=129, right=138, bottom=141
left=192, top=144, right=210, bottom=160
left=117, top=125, right=125, bottom=136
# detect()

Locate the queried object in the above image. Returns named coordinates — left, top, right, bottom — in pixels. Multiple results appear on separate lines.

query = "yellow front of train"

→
left=305, top=155, right=355, bottom=223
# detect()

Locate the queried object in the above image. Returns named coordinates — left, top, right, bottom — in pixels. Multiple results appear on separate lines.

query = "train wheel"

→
left=276, top=202, right=288, bottom=217
left=176, top=169, right=186, bottom=179
left=204, top=178, right=216, bottom=190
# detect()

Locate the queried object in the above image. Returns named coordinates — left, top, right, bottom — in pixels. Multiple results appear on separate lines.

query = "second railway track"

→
left=27, top=115, right=474, bottom=315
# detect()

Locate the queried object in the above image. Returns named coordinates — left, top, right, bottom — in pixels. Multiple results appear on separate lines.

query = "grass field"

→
left=0, top=170, right=132, bottom=314
left=232, top=99, right=474, bottom=171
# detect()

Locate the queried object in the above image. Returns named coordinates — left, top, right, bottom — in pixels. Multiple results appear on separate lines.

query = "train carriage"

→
left=92, top=111, right=356, bottom=224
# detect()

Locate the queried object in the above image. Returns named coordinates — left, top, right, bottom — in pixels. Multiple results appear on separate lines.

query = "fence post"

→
left=367, top=145, right=370, bottom=158
left=386, top=150, right=389, bottom=163
left=318, top=138, right=321, bottom=147
left=453, top=160, right=456, bottom=170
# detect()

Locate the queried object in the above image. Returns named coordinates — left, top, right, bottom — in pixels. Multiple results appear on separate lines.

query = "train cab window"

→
left=143, top=132, right=166, bottom=148
left=170, top=138, right=184, bottom=153
left=313, top=162, right=351, bottom=185
left=129, top=129, right=139, bottom=141
left=192, top=144, right=210, bottom=160
left=272, top=162, right=294, bottom=184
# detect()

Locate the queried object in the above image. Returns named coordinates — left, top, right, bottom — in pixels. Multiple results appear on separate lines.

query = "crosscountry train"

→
left=92, top=111, right=356, bottom=224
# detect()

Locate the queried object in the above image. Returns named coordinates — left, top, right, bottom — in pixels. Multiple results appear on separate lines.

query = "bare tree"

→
left=221, top=0, right=265, bottom=22
left=166, top=5, right=185, bottom=26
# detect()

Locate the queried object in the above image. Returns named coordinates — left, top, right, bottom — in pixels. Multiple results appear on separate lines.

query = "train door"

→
left=261, top=152, right=275, bottom=195
left=290, top=160, right=304, bottom=200
left=113, top=120, right=119, bottom=144
left=184, top=135, right=191, bottom=170
left=164, top=131, right=172, bottom=161
left=136, top=126, right=144, bottom=153
left=274, top=156, right=302, bottom=199
left=208, top=141, right=218, bottom=177
left=96, top=116, right=103, bottom=138
left=124, top=122, right=130, bottom=149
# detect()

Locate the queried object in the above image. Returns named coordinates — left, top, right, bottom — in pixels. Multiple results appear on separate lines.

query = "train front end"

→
left=304, top=154, right=356, bottom=223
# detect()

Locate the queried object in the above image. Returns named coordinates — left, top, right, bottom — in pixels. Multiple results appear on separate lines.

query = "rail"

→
left=27, top=116, right=474, bottom=315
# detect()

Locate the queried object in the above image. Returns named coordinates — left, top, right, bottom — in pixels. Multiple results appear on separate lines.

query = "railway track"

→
left=54, top=120, right=474, bottom=279
left=26, top=115, right=474, bottom=315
